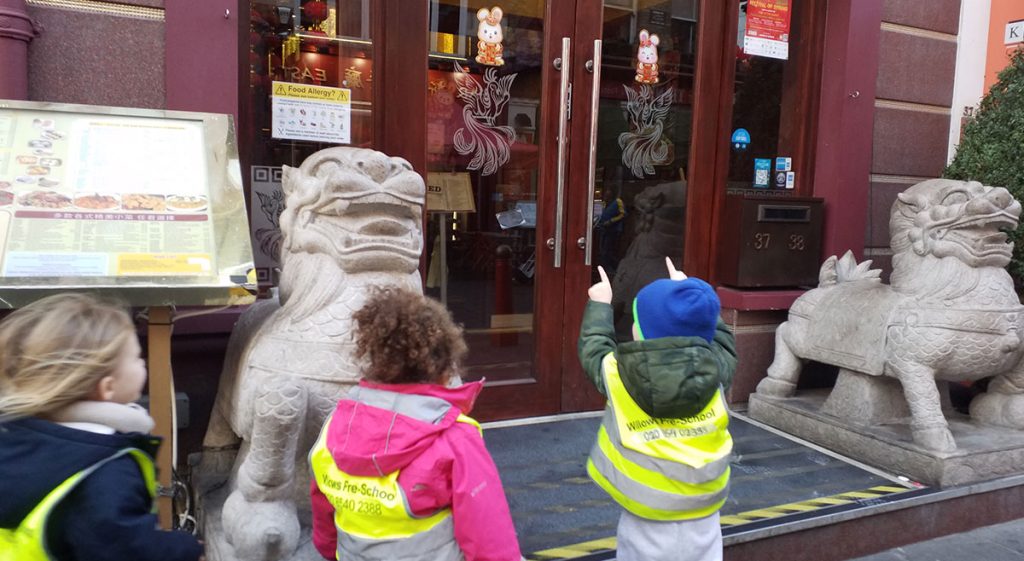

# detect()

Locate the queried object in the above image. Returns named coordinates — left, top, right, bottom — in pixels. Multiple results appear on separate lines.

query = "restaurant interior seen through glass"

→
left=243, top=0, right=823, bottom=418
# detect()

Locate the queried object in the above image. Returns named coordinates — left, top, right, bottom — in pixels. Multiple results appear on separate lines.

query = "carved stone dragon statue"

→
left=200, top=147, right=425, bottom=561
left=756, top=179, right=1024, bottom=452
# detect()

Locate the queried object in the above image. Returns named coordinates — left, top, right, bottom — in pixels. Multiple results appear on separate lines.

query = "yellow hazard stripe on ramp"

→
left=719, top=485, right=913, bottom=527
left=530, top=537, right=617, bottom=560
left=527, top=484, right=916, bottom=560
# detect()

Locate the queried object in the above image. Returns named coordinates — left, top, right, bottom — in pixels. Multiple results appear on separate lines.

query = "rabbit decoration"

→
left=635, top=29, right=660, bottom=84
left=475, top=7, right=505, bottom=66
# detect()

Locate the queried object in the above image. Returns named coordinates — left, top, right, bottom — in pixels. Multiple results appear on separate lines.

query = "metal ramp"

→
left=482, top=410, right=927, bottom=561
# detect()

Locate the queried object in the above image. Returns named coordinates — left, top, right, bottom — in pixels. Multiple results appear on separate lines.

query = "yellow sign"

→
left=272, top=82, right=351, bottom=103
left=117, top=253, right=212, bottom=276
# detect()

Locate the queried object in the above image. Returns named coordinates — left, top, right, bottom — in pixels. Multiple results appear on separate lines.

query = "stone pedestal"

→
left=749, top=390, right=1024, bottom=487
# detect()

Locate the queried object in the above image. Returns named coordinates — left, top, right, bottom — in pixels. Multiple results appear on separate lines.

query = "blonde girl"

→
left=0, top=293, right=204, bottom=561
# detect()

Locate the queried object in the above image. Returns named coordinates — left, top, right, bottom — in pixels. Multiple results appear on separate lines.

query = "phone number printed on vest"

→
left=627, top=409, right=718, bottom=442
left=319, top=473, right=396, bottom=517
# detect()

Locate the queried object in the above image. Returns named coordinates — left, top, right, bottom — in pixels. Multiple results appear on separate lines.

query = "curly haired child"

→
left=0, top=293, right=204, bottom=561
left=309, top=286, right=523, bottom=561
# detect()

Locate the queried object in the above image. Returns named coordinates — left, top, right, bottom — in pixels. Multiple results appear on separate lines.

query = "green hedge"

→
left=945, top=48, right=1024, bottom=279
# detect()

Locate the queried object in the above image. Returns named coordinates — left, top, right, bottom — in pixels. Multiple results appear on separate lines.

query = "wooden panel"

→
left=811, top=0, right=883, bottom=262
left=557, top=2, right=605, bottom=413
left=373, top=0, right=428, bottom=176
left=876, top=29, right=957, bottom=107
left=686, top=0, right=735, bottom=281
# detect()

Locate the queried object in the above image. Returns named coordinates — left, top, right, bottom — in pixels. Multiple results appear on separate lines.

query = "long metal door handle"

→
left=553, top=37, right=571, bottom=268
left=583, top=39, right=602, bottom=266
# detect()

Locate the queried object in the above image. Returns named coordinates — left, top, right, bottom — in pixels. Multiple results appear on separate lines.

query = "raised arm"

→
left=578, top=266, right=616, bottom=395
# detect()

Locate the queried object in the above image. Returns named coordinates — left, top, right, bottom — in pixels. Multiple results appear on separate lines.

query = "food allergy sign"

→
left=272, top=81, right=351, bottom=144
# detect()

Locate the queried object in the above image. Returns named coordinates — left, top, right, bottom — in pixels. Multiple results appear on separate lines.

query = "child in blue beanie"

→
left=578, top=258, right=737, bottom=561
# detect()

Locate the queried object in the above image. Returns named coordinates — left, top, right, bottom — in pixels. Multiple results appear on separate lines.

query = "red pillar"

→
left=492, top=245, right=516, bottom=347
left=0, top=0, right=40, bottom=101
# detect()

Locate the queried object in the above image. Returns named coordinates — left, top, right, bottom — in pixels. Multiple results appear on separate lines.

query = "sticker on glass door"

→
left=453, top=62, right=517, bottom=176
left=620, top=84, right=674, bottom=178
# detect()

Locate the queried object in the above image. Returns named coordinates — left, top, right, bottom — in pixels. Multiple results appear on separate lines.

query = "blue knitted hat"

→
left=632, top=277, right=720, bottom=342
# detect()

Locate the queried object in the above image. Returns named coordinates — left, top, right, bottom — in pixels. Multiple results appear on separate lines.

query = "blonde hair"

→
left=0, top=293, right=136, bottom=419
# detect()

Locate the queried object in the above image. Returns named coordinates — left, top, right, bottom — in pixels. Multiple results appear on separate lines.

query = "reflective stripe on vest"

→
left=0, top=448, right=158, bottom=561
left=587, top=352, right=732, bottom=521
left=309, top=403, right=481, bottom=561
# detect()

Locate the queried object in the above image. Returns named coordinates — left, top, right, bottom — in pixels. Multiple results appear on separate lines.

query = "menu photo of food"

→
left=74, top=193, right=120, bottom=211
left=0, top=184, right=12, bottom=207
left=166, top=195, right=208, bottom=213
left=122, top=193, right=166, bottom=212
left=19, top=190, right=71, bottom=209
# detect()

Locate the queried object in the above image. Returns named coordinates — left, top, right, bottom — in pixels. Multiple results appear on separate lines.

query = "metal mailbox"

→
left=718, top=195, right=824, bottom=288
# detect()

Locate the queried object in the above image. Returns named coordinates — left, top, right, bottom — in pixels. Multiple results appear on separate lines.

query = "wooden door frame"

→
left=558, top=0, right=742, bottom=411
left=685, top=0, right=740, bottom=281
left=469, top=0, right=579, bottom=420
left=704, top=0, right=831, bottom=285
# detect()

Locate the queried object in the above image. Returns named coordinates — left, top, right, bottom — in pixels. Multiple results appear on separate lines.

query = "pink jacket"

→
left=310, top=379, right=522, bottom=561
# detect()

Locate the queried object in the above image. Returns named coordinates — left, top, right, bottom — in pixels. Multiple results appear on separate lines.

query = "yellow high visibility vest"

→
left=587, top=352, right=732, bottom=521
left=0, top=449, right=158, bottom=561
left=309, top=413, right=481, bottom=560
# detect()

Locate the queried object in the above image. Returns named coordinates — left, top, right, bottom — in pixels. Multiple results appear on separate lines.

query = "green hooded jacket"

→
left=577, top=300, right=738, bottom=419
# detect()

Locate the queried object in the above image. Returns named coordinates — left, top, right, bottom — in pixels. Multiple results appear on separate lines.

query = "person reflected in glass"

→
left=595, top=188, right=626, bottom=277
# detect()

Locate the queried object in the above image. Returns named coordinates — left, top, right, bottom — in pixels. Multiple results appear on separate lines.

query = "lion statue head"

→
left=276, top=148, right=425, bottom=320
left=890, top=179, right=1021, bottom=270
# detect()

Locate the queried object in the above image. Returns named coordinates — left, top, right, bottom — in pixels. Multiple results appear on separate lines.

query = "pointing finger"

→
left=597, top=266, right=610, bottom=285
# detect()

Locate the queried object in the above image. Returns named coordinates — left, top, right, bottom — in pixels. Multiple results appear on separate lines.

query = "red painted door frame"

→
left=811, top=0, right=883, bottom=262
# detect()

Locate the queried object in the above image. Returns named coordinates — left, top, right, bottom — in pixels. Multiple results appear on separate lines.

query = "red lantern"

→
left=302, top=1, right=329, bottom=25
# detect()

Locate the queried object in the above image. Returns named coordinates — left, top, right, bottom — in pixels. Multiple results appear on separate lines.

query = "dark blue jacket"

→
left=0, top=417, right=203, bottom=561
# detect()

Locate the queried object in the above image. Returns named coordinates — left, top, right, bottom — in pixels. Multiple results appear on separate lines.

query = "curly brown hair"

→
left=353, top=287, right=467, bottom=384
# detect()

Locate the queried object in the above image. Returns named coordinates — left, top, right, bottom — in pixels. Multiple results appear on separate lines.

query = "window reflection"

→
left=247, top=0, right=374, bottom=171
left=596, top=2, right=699, bottom=339
left=425, top=1, right=544, bottom=383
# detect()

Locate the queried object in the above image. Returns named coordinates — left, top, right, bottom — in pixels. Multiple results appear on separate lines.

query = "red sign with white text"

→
left=744, top=0, right=792, bottom=60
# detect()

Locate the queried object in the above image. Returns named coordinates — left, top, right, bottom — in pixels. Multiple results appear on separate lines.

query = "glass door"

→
left=559, top=0, right=710, bottom=410
left=424, top=0, right=578, bottom=419
left=424, top=0, right=720, bottom=418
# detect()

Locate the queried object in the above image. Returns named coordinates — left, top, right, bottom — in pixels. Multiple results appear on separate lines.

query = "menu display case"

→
left=0, top=100, right=257, bottom=527
left=0, top=100, right=256, bottom=307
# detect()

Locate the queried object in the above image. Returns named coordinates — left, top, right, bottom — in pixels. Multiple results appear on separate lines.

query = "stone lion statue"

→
left=199, top=147, right=425, bottom=561
left=756, top=179, right=1024, bottom=452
